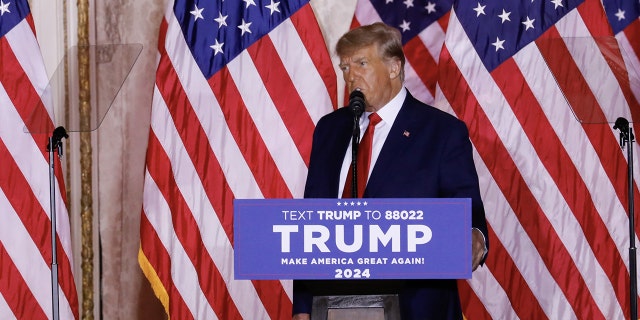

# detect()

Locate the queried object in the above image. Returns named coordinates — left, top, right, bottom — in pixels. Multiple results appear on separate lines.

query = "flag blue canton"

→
left=370, top=0, right=453, bottom=44
left=454, top=0, right=583, bottom=71
left=174, top=0, right=308, bottom=78
left=0, top=0, right=29, bottom=38
left=603, top=0, right=640, bottom=34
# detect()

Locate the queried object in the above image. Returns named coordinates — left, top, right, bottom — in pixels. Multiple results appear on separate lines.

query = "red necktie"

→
left=342, top=113, right=382, bottom=198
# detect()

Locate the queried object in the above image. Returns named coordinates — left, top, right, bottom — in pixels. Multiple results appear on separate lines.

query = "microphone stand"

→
left=614, top=117, right=637, bottom=320
left=347, top=90, right=365, bottom=198
left=349, top=115, right=361, bottom=198
left=47, top=126, right=68, bottom=320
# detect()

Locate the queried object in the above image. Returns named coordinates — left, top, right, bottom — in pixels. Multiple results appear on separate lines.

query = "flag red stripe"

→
left=247, top=35, right=316, bottom=166
left=493, top=57, right=629, bottom=310
left=437, top=11, right=450, bottom=32
left=404, top=36, right=437, bottom=97
left=146, top=132, right=243, bottom=320
left=624, top=20, right=640, bottom=61
left=0, top=37, right=51, bottom=159
left=439, top=45, right=607, bottom=320
left=0, top=242, right=48, bottom=320
left=250, top=279, right=292, bottom=320
left=577, top=0, right=615, bottom=37
left=208, top=69, right=293, bottom=199
left=290, top=5, right=338, bottom=109
left=139, top=212, right=194, bottom=320
left=458, top=280, right=492, bottom=320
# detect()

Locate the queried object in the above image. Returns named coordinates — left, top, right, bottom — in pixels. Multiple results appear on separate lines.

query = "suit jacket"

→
left=294, top=92, right=488, bottom=319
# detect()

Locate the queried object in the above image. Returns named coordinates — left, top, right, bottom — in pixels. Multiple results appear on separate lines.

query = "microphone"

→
left=348, top=90, right=365, bottom=118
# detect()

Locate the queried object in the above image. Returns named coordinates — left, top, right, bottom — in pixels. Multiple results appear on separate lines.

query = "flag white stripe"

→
left=446, top=10, right=624, bottom=318
left=403, top=59, right=435, bottom=103
left=555, top=11, right=632, bottom=123
left=6, top=21, right=50, bottom=111
left=0, top=292, right=17, bottom=320
left=151, top=87, right=271, bottom=319
left=142, top=171, right=218, bottom=319
left=228, top=50, right=308, bottom=197
left=417, top=22, right=445, bottom=64
left=354, top=0, right=383, bottom=26
left=270, top=19, right=335, bottom=125
left=467, top=269, right=520, bottom=320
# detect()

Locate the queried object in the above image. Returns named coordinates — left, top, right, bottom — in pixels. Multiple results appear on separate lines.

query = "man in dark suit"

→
left=293, top=22, right=488, bottom=320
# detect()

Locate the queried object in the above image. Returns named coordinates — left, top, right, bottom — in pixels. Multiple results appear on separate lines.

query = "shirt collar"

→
left=363, top=87, right=406, bottom=126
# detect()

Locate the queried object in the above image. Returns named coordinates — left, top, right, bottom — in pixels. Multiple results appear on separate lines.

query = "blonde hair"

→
left=336, top=22, right=405, bottom=81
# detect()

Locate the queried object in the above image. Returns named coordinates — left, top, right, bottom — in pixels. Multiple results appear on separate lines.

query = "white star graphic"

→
left=214, top=12, right=228, bottom=28
left=522, top=16, right=535, bottom=30
left=551, top=0, right=563, bottom=9
left=0, top=0, right=10, bottom=16
left=492, top=37, right=505, bottom=51
left=473, top=2, right=486, bottom=17
left=238, top=19, right=252, bottom=35
left=190, top=4, right=204, bottom=21
left=266, top=0, right=280, bottom=15
left=210, top=39, right=224, bottom=55
left=243, top=0, right=256, bottom=9
left=403, top=0, right=414, bottom=8
left=399, top=20, right=411, bottom=32
left=425, top=2, right=436, bottom=14
left=615, top=8, right=626, bottom=21
left=498, top=9, right=511, bottom=23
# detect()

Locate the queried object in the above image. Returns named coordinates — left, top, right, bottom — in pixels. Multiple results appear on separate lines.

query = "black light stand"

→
left=613, top=117, right=637, bottom=320
left=47, top=126, right=68, bottom=320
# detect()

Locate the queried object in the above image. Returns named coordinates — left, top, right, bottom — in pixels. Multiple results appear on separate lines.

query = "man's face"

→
left=339, top=44, right=400, bottom=112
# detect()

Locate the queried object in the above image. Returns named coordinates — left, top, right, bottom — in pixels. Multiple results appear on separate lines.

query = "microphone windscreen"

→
left=349, top=90, right=365, bottom=117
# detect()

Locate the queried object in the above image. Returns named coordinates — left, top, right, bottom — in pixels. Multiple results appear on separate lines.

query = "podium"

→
left=312, top=295, right=400, bottom=320
left=234, top=198, right=472, bottom=318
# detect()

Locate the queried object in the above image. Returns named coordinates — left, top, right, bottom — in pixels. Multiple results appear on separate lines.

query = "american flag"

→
left=138, top=0, right=337, bottom=318
left=0, top=0, right=79, bottom=319
left=356, top=0, right=640, bottom=319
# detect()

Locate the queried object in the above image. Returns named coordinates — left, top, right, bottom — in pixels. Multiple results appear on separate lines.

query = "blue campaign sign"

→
left=233, top=198, right=471, bottom=280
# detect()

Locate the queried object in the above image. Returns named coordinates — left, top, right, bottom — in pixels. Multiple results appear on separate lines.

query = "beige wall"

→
left=31, top=0, right=357, bottom=318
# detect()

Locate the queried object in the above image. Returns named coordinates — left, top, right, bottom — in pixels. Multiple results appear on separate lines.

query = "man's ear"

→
left=388, top=59, right=401, bottom=79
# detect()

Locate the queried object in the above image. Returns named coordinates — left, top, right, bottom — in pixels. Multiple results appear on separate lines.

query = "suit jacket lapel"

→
left=365, top=95, right=419, bottom=196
